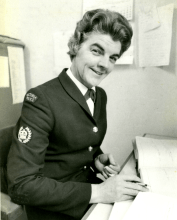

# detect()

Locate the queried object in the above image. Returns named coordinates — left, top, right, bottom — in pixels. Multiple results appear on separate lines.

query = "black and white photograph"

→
left=0, top=0, right=177, bottom=220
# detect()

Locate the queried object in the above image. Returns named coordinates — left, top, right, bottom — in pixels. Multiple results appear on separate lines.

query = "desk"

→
left=81, top=151, right=137, bottom=220
left=82, top=133, right=177, bottom=220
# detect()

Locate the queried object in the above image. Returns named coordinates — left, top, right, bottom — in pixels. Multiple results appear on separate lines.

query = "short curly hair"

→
left=67, top=9, right=133, bottom=60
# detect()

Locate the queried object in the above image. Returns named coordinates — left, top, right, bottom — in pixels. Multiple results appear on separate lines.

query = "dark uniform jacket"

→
left=7, top=68, right=107, bottom=220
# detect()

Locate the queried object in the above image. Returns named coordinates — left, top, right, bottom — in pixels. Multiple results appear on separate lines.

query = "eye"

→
left=110, top=56, right=118, bottom=63
left=91, top=48, right=102, bottom=55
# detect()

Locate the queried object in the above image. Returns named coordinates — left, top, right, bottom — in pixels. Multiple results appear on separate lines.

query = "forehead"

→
left=82, top=32, right=121, bottom=55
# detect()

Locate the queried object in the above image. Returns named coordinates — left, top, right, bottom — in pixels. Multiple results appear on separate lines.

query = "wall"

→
left=2, top=0, right=177, bottom=165
left=2, top=0, right=83, bottom=88
left=101, top=0, right=177, bottom=164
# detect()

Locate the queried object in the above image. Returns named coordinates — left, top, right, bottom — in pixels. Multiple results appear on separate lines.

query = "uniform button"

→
left=88, top=146, right=93, bottom=151
left=93, top=127, right=98, bottom=132
left=84, top=166, right=87, bottom=169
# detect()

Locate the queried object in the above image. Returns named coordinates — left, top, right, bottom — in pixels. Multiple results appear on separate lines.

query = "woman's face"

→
left=71, top=32, right=121, bottom=88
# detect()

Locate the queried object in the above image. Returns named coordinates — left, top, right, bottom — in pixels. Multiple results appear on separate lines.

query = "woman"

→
left=7, top=9, right=148, bottom=220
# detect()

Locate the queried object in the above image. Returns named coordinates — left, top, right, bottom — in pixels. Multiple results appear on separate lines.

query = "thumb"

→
left=99, top=154, right=109, bottom=164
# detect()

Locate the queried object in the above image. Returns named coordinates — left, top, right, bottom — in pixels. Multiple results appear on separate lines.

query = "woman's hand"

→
left=94, top=154, right=120, bottom=178
left=90, top=175, right=149, bottom=204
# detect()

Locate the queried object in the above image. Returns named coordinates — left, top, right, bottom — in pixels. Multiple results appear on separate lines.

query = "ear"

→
left=73, top=31, right=84, bottom=55
left=73, top=44, right=80, bottom=55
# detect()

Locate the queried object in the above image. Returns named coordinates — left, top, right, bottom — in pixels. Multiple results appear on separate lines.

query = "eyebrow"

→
left=91, top=43, right=120, bottom=58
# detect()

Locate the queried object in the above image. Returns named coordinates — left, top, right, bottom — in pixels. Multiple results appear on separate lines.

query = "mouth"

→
left=90, top=68, right=103, bottom=76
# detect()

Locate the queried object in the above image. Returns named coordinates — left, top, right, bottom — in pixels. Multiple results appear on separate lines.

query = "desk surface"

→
left=82, top=133, right=177, bottom=220
left=81, top=151, right=136, bottom=220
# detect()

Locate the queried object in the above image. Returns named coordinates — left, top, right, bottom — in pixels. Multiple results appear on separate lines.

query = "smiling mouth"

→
left=90, top=68, right=103, bottom=76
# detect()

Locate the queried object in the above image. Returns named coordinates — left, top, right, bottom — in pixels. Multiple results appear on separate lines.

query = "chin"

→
left=85, top=78, right=102, bottom=88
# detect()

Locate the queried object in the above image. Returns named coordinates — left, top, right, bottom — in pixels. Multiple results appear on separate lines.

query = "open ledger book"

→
left=134, top=136, right=177, bottom=198
left=122, top=192, right=177, bottom=220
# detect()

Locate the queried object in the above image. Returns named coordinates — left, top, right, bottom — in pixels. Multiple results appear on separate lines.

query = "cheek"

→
left=84, top=52, right=98, bottom=66
left=76, top=57, right=86, bottom=73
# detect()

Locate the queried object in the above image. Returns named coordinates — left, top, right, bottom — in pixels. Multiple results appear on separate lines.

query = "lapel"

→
left=59, top=69, right=100, bottom=122
left=94, top=87, right=101, bottom=121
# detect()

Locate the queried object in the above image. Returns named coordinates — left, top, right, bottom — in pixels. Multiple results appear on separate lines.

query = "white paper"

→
left=86, top=204, right=113, bottom=220
left=140, top=167, right=177, bottom=198
left=53, top=31, right=72, bottom=74
left=8, top=47, right=26, bottom=104
left=140, top=4, right=160, bottom=32
left=83, top=0, right=133, bottom=21
left=135, top=136, right=177, bottom=168
left=0, top=56, right=9, bottom=87
left=138, top=4, right=174, bottom=67
left=109, top=200, right=133, bottom=220
left=122, top=192, right=177, bottom=220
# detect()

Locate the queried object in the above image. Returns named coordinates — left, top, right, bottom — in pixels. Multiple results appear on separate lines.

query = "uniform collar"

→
left=58, top=69, right=94, bottom=120
left=58, top=69, right=102, bottom=122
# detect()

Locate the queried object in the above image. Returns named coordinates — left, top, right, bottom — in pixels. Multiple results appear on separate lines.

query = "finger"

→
left=120, top=175, right=143, bottom=183
left=104, top=166, right=117, bottom=174
left=122, top=187, right=141, bottom=197
left=107, top=154, right=116, bottom=166
left=124, top=181, right=149, bottom=192
left=108, top=173, right=116, bottom=177
left=108, top=164, right=121, bottom=172
left=102, top=170, right=109, bottom=179
left=116, top=194, right=135, bottom=202
left=103, top=167, right=116, bottom=177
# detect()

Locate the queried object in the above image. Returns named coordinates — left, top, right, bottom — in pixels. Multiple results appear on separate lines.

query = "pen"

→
left=132, top=181, right=150, bottom=187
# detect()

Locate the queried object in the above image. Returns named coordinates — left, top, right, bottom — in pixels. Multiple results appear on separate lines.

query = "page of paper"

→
left=86, top=203, right=113, bottom=220
left=0, top=56, right=9, bottom=87
left=108, top=200, right=133, bottom=220
left=122, top=192, right=177, bottom=220
left=53, top=31, right=72, bottom=74
left=83, top=0, right=133, bottom=20
left=140, top=167, right=177, bottom=198
left=138, top=4, right=174, bottom=67
left=7, top=47, right=26, bottom=104
left=139, top=4, right=160, bottom=32
left=135, top=136, right=177, bottom=169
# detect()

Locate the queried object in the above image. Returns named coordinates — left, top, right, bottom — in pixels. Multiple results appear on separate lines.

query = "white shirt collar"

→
left=66, top=68, right=95, bottom=95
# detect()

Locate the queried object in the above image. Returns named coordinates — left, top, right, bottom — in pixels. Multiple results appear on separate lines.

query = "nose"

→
left=97, top=55, right=110, bottom=71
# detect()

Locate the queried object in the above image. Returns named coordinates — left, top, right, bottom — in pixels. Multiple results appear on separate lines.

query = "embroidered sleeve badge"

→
left=18, top=127, right=32, bottom=143
left=25, top=93, right=38, bottom=103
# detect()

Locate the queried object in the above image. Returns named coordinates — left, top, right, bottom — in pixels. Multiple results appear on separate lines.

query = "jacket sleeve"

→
left=7, top=87, right=91, bottom=219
